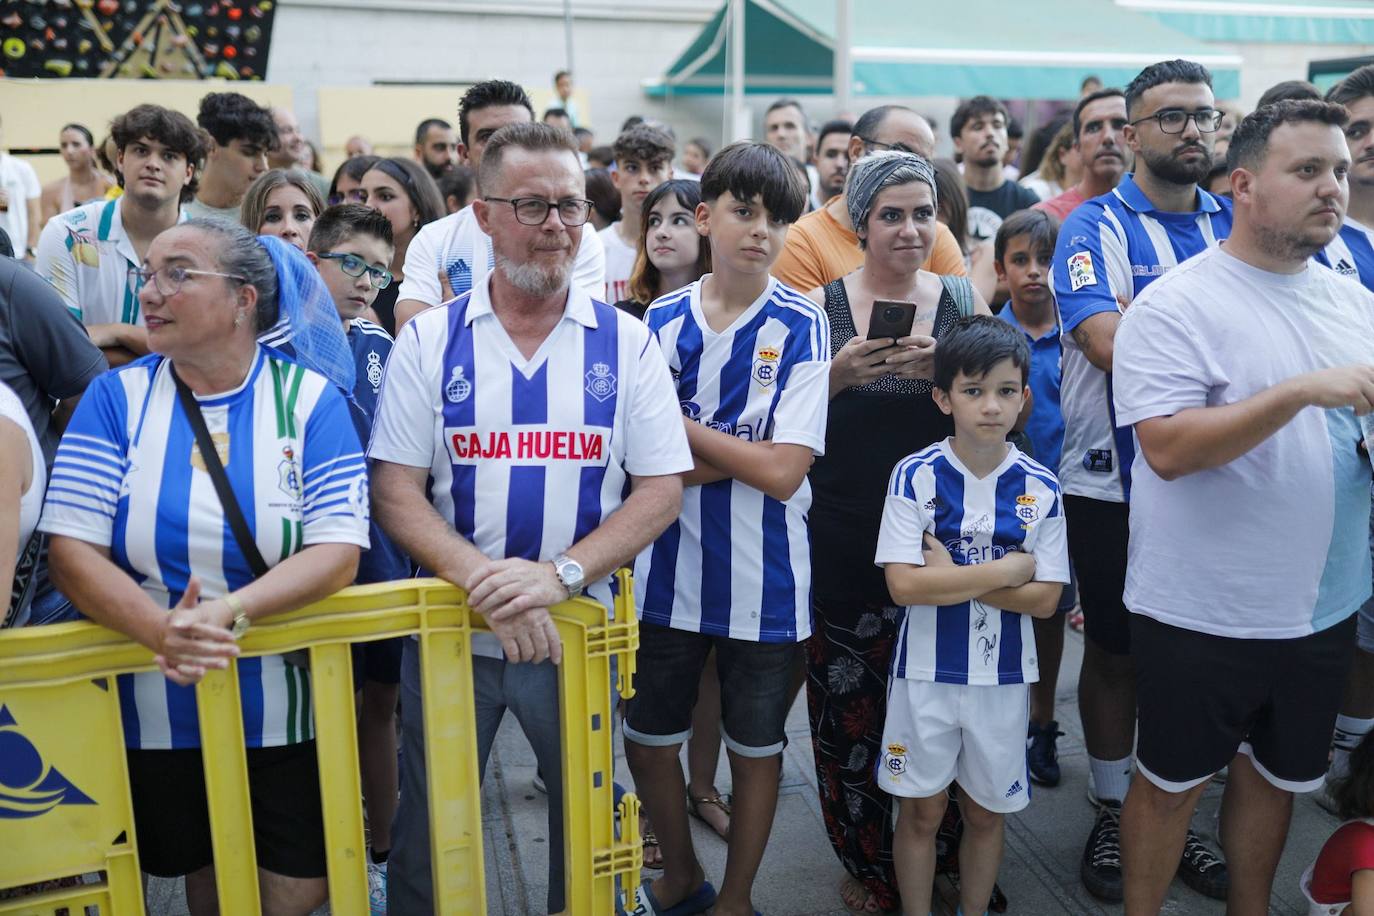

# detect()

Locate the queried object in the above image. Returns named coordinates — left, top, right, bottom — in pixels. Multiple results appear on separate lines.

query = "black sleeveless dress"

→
left=804, top=275, right=966, bottom=909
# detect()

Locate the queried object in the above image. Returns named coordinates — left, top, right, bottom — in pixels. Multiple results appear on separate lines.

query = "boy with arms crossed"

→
left=876, top=316, right=1069, bottom=915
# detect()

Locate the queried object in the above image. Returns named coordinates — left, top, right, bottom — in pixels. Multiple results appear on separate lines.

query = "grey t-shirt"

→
left=0, top=256, right=107, bottom=466
left=183, top=198, right=242, bottom=223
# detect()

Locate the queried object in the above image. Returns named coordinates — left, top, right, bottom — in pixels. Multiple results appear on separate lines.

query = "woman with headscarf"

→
left=39, top=220, right=370, bottom=914
left=804, top=151, right=990, bottom=914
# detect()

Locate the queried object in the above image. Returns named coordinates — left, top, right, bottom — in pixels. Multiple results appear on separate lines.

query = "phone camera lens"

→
left=884, top=307, right=903, bottom=322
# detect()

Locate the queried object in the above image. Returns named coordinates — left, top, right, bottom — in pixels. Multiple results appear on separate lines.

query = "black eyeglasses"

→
left=128, top=264, right=245, bottom=297
left=1128, top=108, right=1224, bottom=135
left=317, top=252, right=394, bottom=289
left=859, top=137, right=916, bottom=154
left=483, top=196, right=595, bottom=227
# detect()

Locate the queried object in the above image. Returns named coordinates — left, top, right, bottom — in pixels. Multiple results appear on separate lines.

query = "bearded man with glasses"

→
left=1052, top=58, right=1233, bottom=905
left=369, top=121, right=691, bottom=914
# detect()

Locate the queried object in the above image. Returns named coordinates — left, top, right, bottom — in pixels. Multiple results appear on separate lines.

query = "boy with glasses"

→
left=303, top=203, right=407, bottom=916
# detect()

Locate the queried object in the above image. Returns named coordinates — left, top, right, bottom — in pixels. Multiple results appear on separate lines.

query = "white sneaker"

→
left=367, top=856, right=387, bottom=916
left=1315, top=777, right=1342, bottom=816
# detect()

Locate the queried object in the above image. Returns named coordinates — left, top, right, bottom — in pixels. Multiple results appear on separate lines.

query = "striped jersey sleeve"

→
left=39, top=369, right=132, bottom=546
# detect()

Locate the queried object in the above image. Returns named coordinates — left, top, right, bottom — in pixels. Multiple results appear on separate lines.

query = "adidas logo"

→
left=1005, top=780, right=1024, bottom=798
left=923, top=498, right=937, bottom=511
left=1338, top=258, right=1358, bottom=277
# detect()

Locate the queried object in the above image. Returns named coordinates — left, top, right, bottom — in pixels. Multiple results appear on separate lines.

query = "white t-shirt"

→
left=396, top=205, right=606, bottom=307
left=1113, top=246, right=1374, bottom=639
left=0, top=153, right=41, bottom=251
left=599, top=222, right=637, bottom=303
left=0, top=381, right=45, bottom=565
left=368, top=278, right=692, bottom=658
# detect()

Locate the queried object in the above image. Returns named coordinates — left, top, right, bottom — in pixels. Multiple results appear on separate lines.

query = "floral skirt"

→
left=805, top=595, right=902, bottom=910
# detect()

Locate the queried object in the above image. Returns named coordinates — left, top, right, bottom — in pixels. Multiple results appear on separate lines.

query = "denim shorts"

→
left=623, top=620, right=798, bottom=758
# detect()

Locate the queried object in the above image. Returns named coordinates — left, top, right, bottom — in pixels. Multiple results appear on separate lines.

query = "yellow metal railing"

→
left=0, top=571, right=642, bottom=915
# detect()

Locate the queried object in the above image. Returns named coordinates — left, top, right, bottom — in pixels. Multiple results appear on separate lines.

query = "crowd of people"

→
left=2, top=57, right=1374, bottom=916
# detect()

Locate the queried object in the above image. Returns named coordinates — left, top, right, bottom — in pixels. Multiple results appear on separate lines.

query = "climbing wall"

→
left=0, top=0, right=279, bottom=81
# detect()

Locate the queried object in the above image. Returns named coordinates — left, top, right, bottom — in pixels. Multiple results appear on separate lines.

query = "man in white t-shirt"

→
left=370, top=122, right=690, bottom=914
left=0, top=114, right=42, bottom=262
left=600, top=124, right=674, bottom=303
left=1113, top=99, right=1374, bottom=914
left=392, top=80, right=606, bottom=330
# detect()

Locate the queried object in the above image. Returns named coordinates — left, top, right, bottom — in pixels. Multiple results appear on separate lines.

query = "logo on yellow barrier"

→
left=0, top=705, right=95, bottom=819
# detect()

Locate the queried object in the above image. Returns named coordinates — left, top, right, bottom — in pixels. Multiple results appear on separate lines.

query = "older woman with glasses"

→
left=803, top=151, right=991, bottom=915
left=40, top=219, right=370, bottom=915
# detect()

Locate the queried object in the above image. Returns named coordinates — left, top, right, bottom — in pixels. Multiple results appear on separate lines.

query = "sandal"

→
left=641, top=822, right=664, bottom=870
left=687, top=790, right=732, bottom=841
left=840, top=875, right=898, bottom=915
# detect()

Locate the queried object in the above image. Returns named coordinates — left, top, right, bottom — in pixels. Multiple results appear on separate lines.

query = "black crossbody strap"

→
left=172, top=366, right=269, bottom=579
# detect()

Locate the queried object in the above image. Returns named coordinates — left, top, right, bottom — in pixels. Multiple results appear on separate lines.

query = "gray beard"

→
left=496, top=253, right=573, bottom=297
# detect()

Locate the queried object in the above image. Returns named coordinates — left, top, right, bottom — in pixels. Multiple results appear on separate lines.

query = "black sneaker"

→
left=1178, top=829, right=1228, bottom=900
left=1081, top=800, right=1123, bottom=902
left=1026, top=719, right=1064, bottom=787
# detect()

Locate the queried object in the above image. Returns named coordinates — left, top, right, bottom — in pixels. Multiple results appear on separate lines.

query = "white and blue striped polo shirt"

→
left=635, top=277, right=830, bottom=643
left=366, top=279, right=692, bottom=658
left=1319, top=218, right=1374, bottom=292
left=39, top=347, right=371, bottom=749
left=876, top=440, right=1070, bottom=685
left=1052, top=174, right=1232, bottom=503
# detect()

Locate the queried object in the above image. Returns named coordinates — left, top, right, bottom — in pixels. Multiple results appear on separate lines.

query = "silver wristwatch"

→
left=551, top=553, right=585, bottom=598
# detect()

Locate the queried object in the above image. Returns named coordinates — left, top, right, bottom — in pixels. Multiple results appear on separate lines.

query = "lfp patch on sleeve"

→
left=1067, top=251, right=1097, bottom=291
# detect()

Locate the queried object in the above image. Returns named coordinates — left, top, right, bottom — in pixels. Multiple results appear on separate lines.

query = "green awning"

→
left=1117, top=0, right=1374, bottom=45
left=645, top=0, right=1242, bottom=100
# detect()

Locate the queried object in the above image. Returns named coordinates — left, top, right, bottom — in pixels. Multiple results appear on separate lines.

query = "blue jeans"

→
left=387, top=640, right=565, bottom=914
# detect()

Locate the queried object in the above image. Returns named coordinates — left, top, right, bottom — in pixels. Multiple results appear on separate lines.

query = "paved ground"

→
left=147, top=626, right=1337, bottom=914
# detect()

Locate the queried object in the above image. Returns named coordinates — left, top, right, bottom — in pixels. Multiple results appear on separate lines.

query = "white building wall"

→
left=266, top=0, right=724, bottom=152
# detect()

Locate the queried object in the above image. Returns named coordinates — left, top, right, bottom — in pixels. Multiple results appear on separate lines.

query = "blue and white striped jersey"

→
left=39, top=347, right=371, bottom=749
left=1319, top=218, right=1374, bottom=293
left=1052, top=174, right=1232, bottom=503
left=366, top=280, right=693, bottom=658
left=635, top=277, right=830, bottom=643
left=876, top=440, right=1070, bottom=685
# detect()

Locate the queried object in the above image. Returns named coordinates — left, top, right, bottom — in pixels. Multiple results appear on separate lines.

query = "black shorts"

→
left=351, top=636, right=404, bottom=689
left=126, top=741, right=327, bottom=878
left=1064, top=495, right=1130, bottom=655
left=1133, top=613, right=1357, bottom=793
left=623, top=621, right=798, bottom=758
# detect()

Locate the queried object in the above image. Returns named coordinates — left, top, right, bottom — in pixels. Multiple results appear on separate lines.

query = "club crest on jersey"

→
left=445, top=365, right=471, bottom=404
left=585, top=362, right=617, bottom=402
left=1067, top=251, right=1096, bottom=291
left=277, top=445, right=302, bottom=500
left=1015, top=494, right=1039, bottom=526
left=366, top=350, right=384, bottom=392
left=752, top=346, right=781, bottom=387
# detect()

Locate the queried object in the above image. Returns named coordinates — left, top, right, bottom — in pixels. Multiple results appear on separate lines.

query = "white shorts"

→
left=878, top=679, right=1031, bottom=814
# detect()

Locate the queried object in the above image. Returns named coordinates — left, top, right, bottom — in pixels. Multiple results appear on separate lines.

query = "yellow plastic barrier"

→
left=0, top=572, right=642, bottom=915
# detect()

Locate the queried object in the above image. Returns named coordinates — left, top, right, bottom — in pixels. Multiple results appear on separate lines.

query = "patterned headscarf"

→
left=845, top=150, right=939, bottom=244
left=256, top=234, right=356, bottom=399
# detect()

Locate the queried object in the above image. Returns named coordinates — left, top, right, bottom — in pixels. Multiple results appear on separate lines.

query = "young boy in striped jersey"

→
left=304, top=204, right=409, bottom=911
left=876, top=316, right=1069, bottom=916
left=625, top=142, right=828, bottom=916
